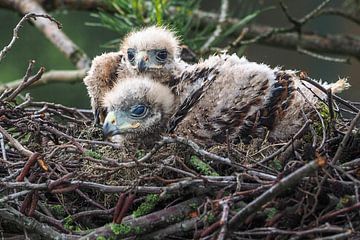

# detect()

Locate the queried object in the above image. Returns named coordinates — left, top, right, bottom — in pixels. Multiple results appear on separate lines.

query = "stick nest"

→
left=1, top=81, right=360, bottom=240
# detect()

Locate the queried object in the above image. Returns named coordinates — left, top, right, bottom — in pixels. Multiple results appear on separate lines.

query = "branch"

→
left=200, top=0, right=229, bottom=52
left=0, top=125, right=33, bottom=157
left=0, top=12, right=61, bottom=62
left=0, top=0, right=111, bottom=12
left=1, top=1, right=358, bottom=60
left=79, top=198, right=203, bottom=240
left=0, top=69, right=86, bottom=92
left=0, top=203, right=76, bottom=239
left=1, top=0, right=90, bottom=69
left=194, top=10, right=360, bottom=60
left=228, top=159, right=325, bottom=228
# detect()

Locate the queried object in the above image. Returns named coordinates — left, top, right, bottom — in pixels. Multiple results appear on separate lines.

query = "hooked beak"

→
left=137, top=51, right=149, bottom=72
left=102, top=111, right=141, bottom=139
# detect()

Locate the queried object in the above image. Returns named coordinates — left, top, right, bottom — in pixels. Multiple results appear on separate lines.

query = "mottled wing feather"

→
left=167, top=66, right=219, bottom=132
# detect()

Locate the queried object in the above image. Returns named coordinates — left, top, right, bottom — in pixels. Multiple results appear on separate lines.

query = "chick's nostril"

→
left=143, top=55, right=149, bottom=61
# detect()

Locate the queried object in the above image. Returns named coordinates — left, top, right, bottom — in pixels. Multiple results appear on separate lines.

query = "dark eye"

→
left=156, top=50, right=167, bottom=62
left=130, top=105, right=148, bottom=118
left=127, top=48, right=135, bottom=62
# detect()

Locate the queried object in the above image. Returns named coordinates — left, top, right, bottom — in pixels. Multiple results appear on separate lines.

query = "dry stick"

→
left=301, top=76, right=360, bottom=113
left=319, top=202, right=360, bottom=223
left=228, top=159, right=324, bottom=228
left=0, top=69, right=86, bottom=92
left=79, top=198, right=203, bottom=240
left=0, top=180, right=165, bottom=194
left=256, top=120, right=311, bottom=165
left=297, top=46, right=349, bottom=63
left=145, top=218, right=201, bottom=240
left=1, top=0, right=89, bottom=69
left=314, top=231, right=352, bottom=240
left=331, top=111, right=360, bottom=165
left=16, top=152, right=40, bottom=182
left=0, top=190, right=31, bottom=203
left=0, top=125, right=33, bottom=157
left=0, top=13, right=61, bottom=62
left=297, top=87, right=326, bottom=150
left=112, top=193, right=126, bottom=223
left=5, top=64, right=45, bottom=101
left=217, top=199, right=230, bottom=240
left=165, top=136, right=234, bottom=167
left=115, top=193, right=136, bottom=224
left=0, top=0, right=112, bottom=13
left=0, top=203, right=73, bottom=240
left=194, top=10, right=360, bottom=60
left=200, top=0, right=228, bottom=52
left=327, top=89, right=336, bottom=135
left=233, top=224, right=348, bottom=237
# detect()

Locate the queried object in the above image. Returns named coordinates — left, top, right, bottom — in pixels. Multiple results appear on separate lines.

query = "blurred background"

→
left=0, top=0, right=359, bottom=108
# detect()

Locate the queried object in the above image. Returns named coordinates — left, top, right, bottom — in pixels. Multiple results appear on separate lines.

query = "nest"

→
left=1, top=77, right=360, bottom=240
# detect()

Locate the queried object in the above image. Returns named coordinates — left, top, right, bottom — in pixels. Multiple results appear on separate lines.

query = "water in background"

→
left=0, top=0, right=358, bottom=109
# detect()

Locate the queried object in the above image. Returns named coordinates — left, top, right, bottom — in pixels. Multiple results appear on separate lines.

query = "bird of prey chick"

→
left=102, top=54, right=349, bottom=146
left=102, top=76, right=176, bottom=145
left=83, top=26, right=187, bottom=124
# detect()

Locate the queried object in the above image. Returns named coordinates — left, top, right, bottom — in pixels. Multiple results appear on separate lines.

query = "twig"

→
left=200, top=0, right=228, bottom=52
left=79, top=198, right=203, bottom=240
left=164, top=136, right=234, bottom=167
left=256, top=120, right=311, bottom=165
left=16, top=152, right=40, bottom=182
left=300, top=76, right=359, bottom=113
left=229, top=159, right=324, bottom=228
left=297, top=87, right=326, bottom=150
left=0, top=69, right=87, bottom=92
left=331, top=111, right=360, bottom=165
left=0, top=125, right=33, bottom=157
left=319, top=202, right=360, bottom=223
left=0, top=203, right=72, bottom=239
left=0, top=13, right=61, bottom=62
left=0, top=190, right=31, bottom=203
left=3, top=0, right=89, bottom=68
left=6, top=65, right=46, bottom=101
left=297, top=47, right=350, bottom=64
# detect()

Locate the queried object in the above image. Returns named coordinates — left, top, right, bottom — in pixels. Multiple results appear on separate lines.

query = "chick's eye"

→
left=127, top=49, right=135, bottom=62
left=130, top=105, right=147, bottom=118
left=156, top=50, right=167, bottom=62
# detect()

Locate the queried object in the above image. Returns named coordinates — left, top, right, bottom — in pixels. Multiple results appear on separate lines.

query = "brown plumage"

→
left=83, top=26, right=187, bottom=124
left=102, top=53, right=350, bottom=146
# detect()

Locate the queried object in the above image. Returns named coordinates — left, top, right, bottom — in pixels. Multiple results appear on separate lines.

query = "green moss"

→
left=135, top=149, right=145, bottom=158
left=336, top=195, right=350, bottom=209
left=272, top=159, right=282, bottom=171
left=110, top=223, right=132, bottom=235
left=96, top=236, right=106, bottom=240
left=134, top=226, right=143, bottom=234
left=265, top=207, right=277, bottom=220
left=132, top=194, right=160, bottom=218
left=188, top=155, right=219, bottom=176
left=189, top=202, right=198, bottom=210
left=313, top=102, right=333, bottom=136
left=84, top=150, right=102, bottom=159
left=50, top=204, right=66, bottom=217
left=64, top=216, right=75, bottom=231
left=204, top=212, right=216, bottom=224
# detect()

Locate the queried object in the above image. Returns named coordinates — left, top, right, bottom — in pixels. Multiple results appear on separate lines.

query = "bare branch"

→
left=229, top=159, right=325, bottom=228
left=0, top=69, right=86, bottom=92
left=1, top=0, right=90, bottom=69
left=200, top=0, right=229, bottom=52
left=0, top=12, right=61, bottom=62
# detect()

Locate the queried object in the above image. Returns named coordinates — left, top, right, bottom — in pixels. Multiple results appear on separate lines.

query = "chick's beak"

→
left=137, top=51, right=149, bottom=72
left=103, top=111, right=141, bottom=139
